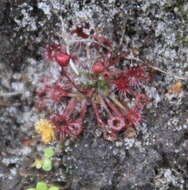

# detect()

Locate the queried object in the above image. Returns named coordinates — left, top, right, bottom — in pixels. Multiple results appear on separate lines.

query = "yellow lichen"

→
left=35, top=119, right=55, bottom=144
left=169, top=81, right=182, bottom=94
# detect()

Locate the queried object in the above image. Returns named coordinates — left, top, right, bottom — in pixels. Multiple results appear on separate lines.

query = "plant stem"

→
left=109, top=95, right=125, bottom=110
left=105, top=98, right=122, bottom=117
left=61, top=70, right=83, bottom=94
left=63, top=98, right=77, bottom=118
left=91, top=100, right=104, bottom=127
left=99, top=95, right=112, bottom=117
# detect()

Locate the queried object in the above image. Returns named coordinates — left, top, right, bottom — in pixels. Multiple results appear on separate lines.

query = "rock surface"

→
left=0, top=0, right=188, bottom=190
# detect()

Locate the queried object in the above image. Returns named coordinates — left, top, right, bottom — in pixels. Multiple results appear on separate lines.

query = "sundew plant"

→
left=35, top=22, right=150, bottom=142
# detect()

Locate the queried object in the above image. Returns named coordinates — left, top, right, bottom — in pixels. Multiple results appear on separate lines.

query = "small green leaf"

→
left=42, top=158, right=52, bottom=171
left=36, top=182, right=48, bottom=190
left=32, top=159, right=43, bottom=169
left=48, top=186, right=60, bottom=190
left=26, top=188, right=36, bottom=190
left=43, top=147, right=54, bottom=158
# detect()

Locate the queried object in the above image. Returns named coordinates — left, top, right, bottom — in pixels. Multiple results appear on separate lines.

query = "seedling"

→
left=32, top=147, right=54, bottom=172
left=26, top=182, right=59, bottom=190
left=48, top=187, right=60, bottom=190
left=42, top=157, right=52, bottom=171
left=43, top=147, right=55, bottom=158
left=36, top=182, right=48, bottom=190
left=32, top=159, right=43, bottom=169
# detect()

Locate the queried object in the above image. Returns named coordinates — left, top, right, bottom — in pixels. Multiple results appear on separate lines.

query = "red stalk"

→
left=63, top=98, right=77, bottom=119
left=104, top=98, right=123, bottom=117
left=99, top=95, right=112, bottom=117
left=91, top=101, right=105, bottom=127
